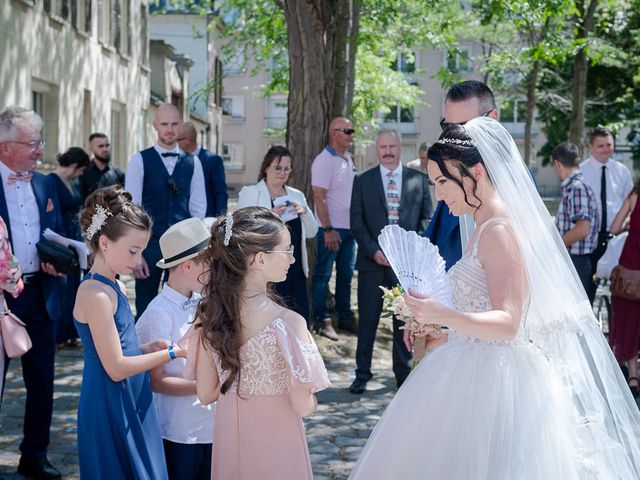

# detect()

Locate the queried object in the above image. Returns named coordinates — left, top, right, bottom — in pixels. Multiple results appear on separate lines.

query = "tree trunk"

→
left=568, top=0, right=599, bottom=153
left=332, top=0, right=361, bottom=118
left=524, top=59, right=539, bottom=166
left=283, top=0, right=338, bottom=199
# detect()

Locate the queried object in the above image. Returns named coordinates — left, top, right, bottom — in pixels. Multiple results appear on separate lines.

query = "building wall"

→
left=149, top=12, right=223, bottom=153
left=221, top=58, right=285, bottom=190
left=0, top=0, right=151, bottom=171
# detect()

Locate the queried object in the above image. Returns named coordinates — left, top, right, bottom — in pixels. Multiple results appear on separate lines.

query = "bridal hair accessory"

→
left=223, top=212, right=234, bottom=246
left=436, top=137, right=474, bottom=147
left=86, top=205, right=112, bottom=240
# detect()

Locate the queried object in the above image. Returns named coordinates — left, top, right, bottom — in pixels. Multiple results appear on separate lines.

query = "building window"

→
left=221, top=143, right=245, bottom=171
left=447, top=48, right=471, bottom=73
left=111, top=101, right=127, bottom=169
left=44, top=0, right=71, bottom=20
left=31, top=79, right=59, bottom=166
left=385, top=105, right=414, bottom=124
left=392, top=52, right=416, bottom=74
left=266, top=96, right=287, bottom=129
left=140, top=4, right=148, bottom=65
left=499, top=99, right=528, bottom=136
left=223, top=52, right=246, bottom=76
left=113, top=0, right=131, bottom=56
left=98, top=0, right=112, bottom=46
left=499, top=99, right=527, bottom=124
left=71, top=0, right=92, bottom=33
left=221, top=96, right=245, bottom=122
left=83, top=90, right=92, bottom=146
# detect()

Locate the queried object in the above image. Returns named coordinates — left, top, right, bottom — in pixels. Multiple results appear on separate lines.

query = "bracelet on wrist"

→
left=167, top=344, right=176, bottom=361
left=323, top=225, right=334, bottom=233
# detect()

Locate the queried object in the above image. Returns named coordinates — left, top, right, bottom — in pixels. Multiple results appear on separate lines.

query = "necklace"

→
left=243, top=290, right=267, bottom=299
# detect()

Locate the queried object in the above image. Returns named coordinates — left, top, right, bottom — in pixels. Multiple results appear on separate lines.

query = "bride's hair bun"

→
left=80, top=185, right=152, bottom=252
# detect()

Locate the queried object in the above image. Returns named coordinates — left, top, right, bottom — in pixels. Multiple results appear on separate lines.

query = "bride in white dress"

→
left=349, top=117, right=640, bottom=479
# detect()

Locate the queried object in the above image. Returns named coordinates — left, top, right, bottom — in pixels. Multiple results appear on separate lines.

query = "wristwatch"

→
left=323, top=225, right=334, bottom=233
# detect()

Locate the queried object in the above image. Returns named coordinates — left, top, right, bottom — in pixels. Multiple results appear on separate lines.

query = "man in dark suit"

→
left=178, top=122, right=228, bottom=216
left=125, top=105, right=206, bottom=318
left=349, top=128, right=432, bottom=394
left=0, top=107, right=64, bottom=479
left=426, top=80, right=499, bottom=270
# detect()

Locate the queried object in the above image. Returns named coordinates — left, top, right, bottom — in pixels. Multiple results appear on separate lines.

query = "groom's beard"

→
left=95, top=153, right=111, bottom=164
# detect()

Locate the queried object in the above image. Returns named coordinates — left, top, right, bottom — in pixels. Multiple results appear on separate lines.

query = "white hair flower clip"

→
left=86, top=205, right=112, bottom=240
left=436, top=137, right=474, bottom=147
left=223, top=211, right=234, bottom=246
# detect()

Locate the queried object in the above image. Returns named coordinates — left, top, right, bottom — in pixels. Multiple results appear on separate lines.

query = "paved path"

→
left=0, top=280, right=620, bottom=479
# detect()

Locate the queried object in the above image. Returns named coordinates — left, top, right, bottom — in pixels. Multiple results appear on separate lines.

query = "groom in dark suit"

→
left=0, top=107, right=64, bottom=479
left=349, top=129, right=432, bottom=394
left=426, top=81, right=499, bottom=270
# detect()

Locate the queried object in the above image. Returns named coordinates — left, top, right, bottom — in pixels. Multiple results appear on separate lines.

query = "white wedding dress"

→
left=349, top=219, right=586, bottom=479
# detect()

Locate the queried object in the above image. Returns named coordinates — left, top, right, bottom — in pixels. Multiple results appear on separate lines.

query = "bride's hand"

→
left=403, top=328, right=414, bottom=351
left=404, top=288, right=451, bottom=327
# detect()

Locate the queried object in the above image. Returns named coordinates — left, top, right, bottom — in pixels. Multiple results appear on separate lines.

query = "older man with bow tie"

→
left=0, top=106, right=65, bottom=479
left=125, top=104, right=206, bottom=318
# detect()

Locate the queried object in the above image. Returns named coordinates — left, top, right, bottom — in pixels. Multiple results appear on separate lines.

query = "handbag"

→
left=1, top=298, right=32, bottom=358
left=36, top=238, right=80, bottom=276
left=610, top=265, right=640, bottom=301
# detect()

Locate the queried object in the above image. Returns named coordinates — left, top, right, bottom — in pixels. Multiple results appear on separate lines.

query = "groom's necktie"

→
left=600, top=165, right=607, bottom=232
left=387, top=172, right=400, bottom=225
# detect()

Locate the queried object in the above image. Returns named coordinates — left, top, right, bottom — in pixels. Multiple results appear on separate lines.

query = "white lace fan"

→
left=378, top=225, right=453, bottom=308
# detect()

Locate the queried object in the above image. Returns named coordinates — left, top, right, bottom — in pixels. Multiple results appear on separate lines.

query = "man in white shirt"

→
left=0, top=107, right=64, bottom=479
left=580, top=126, right=633, bottom=302
left=136, top=218, right=214, bottom=479
left=125, top=104, right=206, bottom=317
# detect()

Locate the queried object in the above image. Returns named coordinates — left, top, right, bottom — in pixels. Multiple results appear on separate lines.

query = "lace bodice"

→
left=216, top=318, right=330, bottom=396
left=447, top=220, right=529, bottom=346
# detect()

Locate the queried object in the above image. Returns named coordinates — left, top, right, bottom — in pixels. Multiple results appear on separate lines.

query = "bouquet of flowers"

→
left=380, top=284, right=441, bottom=337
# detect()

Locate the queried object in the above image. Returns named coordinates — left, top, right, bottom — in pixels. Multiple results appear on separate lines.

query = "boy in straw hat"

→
left=135, top=217, right=214, bottom=479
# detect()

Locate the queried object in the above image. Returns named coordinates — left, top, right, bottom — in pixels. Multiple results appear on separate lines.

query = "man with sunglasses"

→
left=311, top=117, right=358, bottom=340
left=426, top=80, right=498, bottom=270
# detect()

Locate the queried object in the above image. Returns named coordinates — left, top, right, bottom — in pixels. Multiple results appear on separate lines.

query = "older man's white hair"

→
left=0, top=107, right=43, bottom=142
left=375, top=128, right=402, bottom=144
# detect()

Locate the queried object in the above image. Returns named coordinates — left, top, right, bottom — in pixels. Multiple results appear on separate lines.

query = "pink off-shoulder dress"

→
left=186, top=316, right=330, bottom=480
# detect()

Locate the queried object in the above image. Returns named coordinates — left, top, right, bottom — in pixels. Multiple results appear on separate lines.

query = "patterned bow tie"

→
left=182, top=297, right=199, bottom=310
left=161, top=152, right=179, bottom=158
left=7, top=171, right=33, bottom=184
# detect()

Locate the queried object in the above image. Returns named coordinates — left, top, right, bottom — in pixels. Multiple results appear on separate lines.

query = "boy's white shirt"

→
left=136, top=283, right=214, bottom=444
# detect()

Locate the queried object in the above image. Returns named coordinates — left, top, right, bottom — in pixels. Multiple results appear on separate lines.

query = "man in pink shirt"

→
left=311, top=117, right=358, bottom=340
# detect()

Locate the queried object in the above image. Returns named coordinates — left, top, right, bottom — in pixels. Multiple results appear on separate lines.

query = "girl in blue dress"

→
left=73, top=186, right=186, bottom=479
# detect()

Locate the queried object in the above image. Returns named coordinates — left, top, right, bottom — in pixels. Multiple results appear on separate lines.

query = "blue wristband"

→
left=168, top=344, right=176, bottom=360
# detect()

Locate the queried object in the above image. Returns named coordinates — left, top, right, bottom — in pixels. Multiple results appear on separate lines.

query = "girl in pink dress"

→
left=185, top=207, right=330, bottom=480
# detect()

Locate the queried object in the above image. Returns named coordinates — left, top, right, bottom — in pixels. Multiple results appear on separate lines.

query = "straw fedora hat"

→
left=156, top=218, right=211, bottom=269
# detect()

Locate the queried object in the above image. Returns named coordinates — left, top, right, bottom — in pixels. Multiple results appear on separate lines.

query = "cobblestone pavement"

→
left=0, top=279, right=622, bottom=479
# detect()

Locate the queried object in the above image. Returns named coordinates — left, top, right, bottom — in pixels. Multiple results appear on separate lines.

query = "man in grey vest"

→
left=125, top=104, right=206, bottom=318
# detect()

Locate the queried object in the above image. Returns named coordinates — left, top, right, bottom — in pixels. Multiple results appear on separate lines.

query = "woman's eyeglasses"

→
left=439, top=109, right=494, bottom=131
left=266, top=246, right=295, bottom=258
left=273, top=166, right=292, bottom=173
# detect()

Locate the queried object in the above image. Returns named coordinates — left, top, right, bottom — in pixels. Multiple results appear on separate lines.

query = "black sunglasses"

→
left=334, top=128, right=355, bottom=136
left=439, top=109, right=494, bottom=132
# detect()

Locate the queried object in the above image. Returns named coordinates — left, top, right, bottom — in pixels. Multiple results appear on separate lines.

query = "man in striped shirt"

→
left=553, top=142, right=600, bottom=297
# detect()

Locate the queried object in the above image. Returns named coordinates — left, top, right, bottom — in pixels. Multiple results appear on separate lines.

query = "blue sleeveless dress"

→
left=73, top=273, right=168, bottom=479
